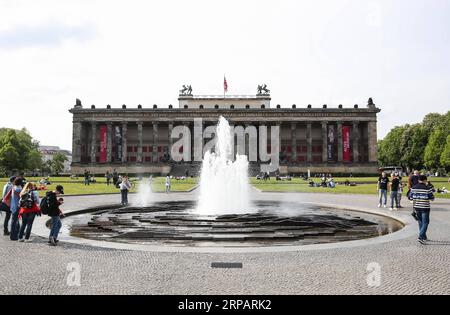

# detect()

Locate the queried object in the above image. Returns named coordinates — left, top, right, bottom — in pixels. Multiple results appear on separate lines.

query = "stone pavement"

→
left=1, top=191, right=449, bottom=295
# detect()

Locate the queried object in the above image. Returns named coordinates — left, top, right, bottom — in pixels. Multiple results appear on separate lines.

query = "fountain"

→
left=197, top=116, right=252, bottom=215
left=63, top=117, right=404, bottom=248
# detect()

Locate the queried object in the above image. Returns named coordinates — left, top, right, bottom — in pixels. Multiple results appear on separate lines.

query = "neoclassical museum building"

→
left=69, top=88, right=380, bottom=176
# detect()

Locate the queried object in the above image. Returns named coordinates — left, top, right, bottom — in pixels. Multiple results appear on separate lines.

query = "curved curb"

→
left=32, top=199, right=416, bottom=254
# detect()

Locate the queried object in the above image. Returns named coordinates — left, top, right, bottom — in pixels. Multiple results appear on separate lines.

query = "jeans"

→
left=3, top=211, right=11, bottom=232
left=84, top=179, right=90, bottom=186
left=397, top=193, right=402, bottom=206
left=121, top=190, right=128, bottom=205
left=10, top=211, right=20, bottom=241
left=416, top=209, right=430, bottom=240
left=390, top=191, right=399, bottom=208
left=19, top=212, right=36, bottom=240
left=49, top=216, right=62, bottom=240
left=378, top=189, right=387, bottom=205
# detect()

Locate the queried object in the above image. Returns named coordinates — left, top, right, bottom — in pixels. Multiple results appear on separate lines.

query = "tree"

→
left=424, top=128, right=447, bottom=170
left=377, top=126, right=406, bottom=167
left=0, top=128, right=42, bottom=175
left=441, top=135, right=450, bottom=171
left=50, top=152, right=68, bottom=175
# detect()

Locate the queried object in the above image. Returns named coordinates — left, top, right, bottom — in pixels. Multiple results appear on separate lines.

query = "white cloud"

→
left=0, top=0, right=449, bottom=150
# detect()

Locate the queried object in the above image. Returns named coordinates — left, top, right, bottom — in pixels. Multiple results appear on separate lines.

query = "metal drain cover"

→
left=211, top=262, right=243, bottom=269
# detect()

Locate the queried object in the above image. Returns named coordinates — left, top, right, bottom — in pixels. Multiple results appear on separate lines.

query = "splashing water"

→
left=133, top=176, right=155, bottom=207
left=196, top=116, right=253, bottom=215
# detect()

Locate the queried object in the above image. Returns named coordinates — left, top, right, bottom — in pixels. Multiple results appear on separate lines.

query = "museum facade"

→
left=69, top=90, right=381, bottom=176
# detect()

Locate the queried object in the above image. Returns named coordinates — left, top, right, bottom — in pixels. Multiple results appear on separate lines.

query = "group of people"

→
left=378, top=170, right=435, bottom=244
left=0, top=176, right=65, bottom=246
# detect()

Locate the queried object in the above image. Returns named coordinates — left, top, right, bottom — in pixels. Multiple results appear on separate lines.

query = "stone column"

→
left=72, top=122, right=82, bottom=163
left=306, top=123, right=312, bottom=163
left=122, top=122, right=128, bottom=163
left=168, top=122, right=174, bottom=161
left=337, top=122, right=343, bottom=162
left=352, top=122, right=360, bottom=163
left=137, top=122, right=143, bottom=163
left=152, top=122, right=159, bottom=163
left=106, top=123, right=113, bottom=163
left=291, top=123, right=297, bottom=162
left=368, top=121, right=378, bottom=162
left=90, top=122, right=97, bottom=163
left=321, top=121, right=328, bottom=163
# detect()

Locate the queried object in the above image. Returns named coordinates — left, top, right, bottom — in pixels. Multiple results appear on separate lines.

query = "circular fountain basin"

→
left=63, top=201, right=403, bottom=247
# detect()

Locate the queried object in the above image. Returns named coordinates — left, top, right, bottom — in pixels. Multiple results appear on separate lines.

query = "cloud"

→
left=0, top=21, right=95, bottom=50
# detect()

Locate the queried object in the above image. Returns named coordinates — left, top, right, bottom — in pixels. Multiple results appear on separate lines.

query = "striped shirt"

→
left=409, top=183, right=435, bottom=210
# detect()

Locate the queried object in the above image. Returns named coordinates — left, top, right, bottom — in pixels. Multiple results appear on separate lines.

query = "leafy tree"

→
left=440, top=135, right=450, bottom=171
left=424, top=128, right=447, bottom=170
left=50, top=152, right=68, bottom=175
left=377, top=126, right=406, bottom=167
left=0, top=128, right=42, bottom=174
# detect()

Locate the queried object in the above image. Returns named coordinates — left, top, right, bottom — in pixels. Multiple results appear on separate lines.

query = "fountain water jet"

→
left=196, top=116, right=253, bottom=215
left=133, top=176, right=155, bottom=207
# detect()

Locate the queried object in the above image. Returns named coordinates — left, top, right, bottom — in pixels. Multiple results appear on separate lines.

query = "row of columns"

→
left=73, top=121, right=377, bottom=164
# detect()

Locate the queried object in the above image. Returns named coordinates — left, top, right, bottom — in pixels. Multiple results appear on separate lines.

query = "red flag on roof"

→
left=224, top=76, right=228, bottom=93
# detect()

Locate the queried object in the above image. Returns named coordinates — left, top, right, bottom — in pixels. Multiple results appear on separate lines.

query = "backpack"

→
left=2, top=185, right=13, bottom=206
left=40, top=192, right=58, bottom=215
left=19, top=191, right=35, bottom=209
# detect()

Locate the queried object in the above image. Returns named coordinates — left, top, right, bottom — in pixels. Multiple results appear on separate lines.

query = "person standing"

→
left=165, top=175, right=171, bottom=194
left=84, top=170, right=90, bottom=186
left=407, top=170, right=420, bottom=199
left=112, top=169, right=119, bottom=187
left=1, top=176, right=15, bottom=236
left=18, top=183, right=41, bottom=242
left=119, top=176, right=132, bottom=206
left=377, top=172, right=389, bottom=208
left=9, top=178, right=23, bottom=241
left=389, top=173, right=400, bottom=211
left=409, top=175, right=435, bottom=244
left=44, top=185, right=65, bottom=246
left=397, top=180, right=404, bottom=208
left=106, top=171, right=111, bottom=186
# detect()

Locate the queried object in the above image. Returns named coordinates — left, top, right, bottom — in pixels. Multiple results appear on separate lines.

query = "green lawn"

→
left=0, top=177, right=199, bottom=197
left=251, top=178, right=450, bottom=199
left=1, top=176, right=448, bottom=198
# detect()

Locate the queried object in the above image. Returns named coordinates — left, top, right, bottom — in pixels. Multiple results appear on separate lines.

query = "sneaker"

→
left=50, top=237, right=57, bottom=246
left=378, top=204, right=381, bottom=208
left=3, top=230, right=10, bottom=236
left=393, top=208, right=398, bottom=211
left=18, top=238, right=25, bottom=242
left=389, top=208, right=394, bottom=211
left=418, top=239, right=426, bottom=245
left=383, top=205, right=387, bottom=208
left=24, top=238, right=33, bottom=243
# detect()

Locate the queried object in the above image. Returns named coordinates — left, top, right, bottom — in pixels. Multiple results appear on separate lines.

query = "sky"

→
left=0, top=0, right=449, bottom=151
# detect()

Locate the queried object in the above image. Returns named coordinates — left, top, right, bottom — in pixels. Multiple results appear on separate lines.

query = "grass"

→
left=1, top=176, right=448, bottom=198
left=0, top=177, right=199, bottom=197
left=251, top=178, right=450, bottom=199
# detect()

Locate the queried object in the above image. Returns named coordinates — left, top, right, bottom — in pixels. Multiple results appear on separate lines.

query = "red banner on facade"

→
left=99, top=125, right=107, bottom=163
left=343, top=125, right=351, bottom=162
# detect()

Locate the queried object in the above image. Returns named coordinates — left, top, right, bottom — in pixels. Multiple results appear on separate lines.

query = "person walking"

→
left=9, top=177, right=24, bottom=241
left=389, top=173, right=400, bottom=211
left=1, top=176, right=16, bottom=236
left=18, top=183, right=41, bottom=242
left=43, top=185, right=65, bottom=246
left=119, top=176, right=132, bottom=206
left=377, top=172, right=389, bottom=208
left=409, top=175, right=435, bottom=244
left=165, top=175, right=171, bottom=194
